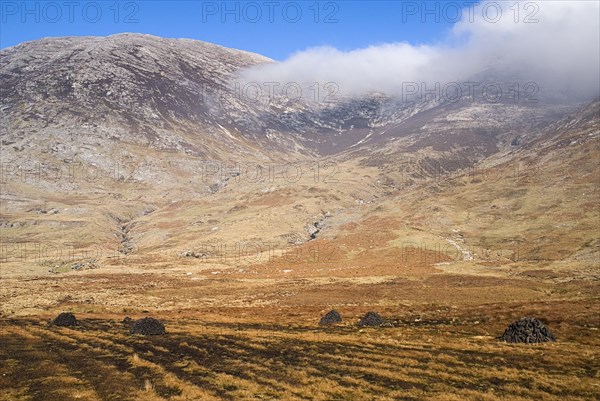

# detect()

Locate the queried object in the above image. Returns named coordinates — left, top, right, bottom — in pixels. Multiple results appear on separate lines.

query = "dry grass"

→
left=1, top=300, right=599, bottom=401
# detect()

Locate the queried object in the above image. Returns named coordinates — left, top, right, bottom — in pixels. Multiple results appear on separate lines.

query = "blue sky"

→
left=0, top=1, right=462, bottom=60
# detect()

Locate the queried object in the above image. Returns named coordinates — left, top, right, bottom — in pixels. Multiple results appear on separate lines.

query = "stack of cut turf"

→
left=52, top=312, right=77, bottom=327
left=130, top=317, right=165, bottom=335
left=358, top=311, right=384, bottom=327
left=499, top=317, right=556, bottom=343
left=319, top=310, right=342, bottom=326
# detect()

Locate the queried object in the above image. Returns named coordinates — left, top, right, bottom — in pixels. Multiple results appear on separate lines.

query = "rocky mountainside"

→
left=1, top=34, right=577, bottom=161
left=0, top=34, right=307, bottom=161
left=0, top=34, right=597, bottom=275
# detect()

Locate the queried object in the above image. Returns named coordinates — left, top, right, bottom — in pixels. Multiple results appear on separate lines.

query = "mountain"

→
left=0, top=34, right=597, bottom=279
left=1, top=33, right=577, bottom=159
left=0, top=34, right=306, bottom=161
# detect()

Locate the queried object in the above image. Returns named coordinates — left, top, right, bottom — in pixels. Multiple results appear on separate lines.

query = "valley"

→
left=0, top=34, right=598, bottom=401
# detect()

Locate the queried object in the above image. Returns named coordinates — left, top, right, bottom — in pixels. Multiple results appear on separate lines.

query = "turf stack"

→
left=52, top=312, right=78, bottom=327
left=499, top=317, right=557, bottom=343
left=358, top=311, right=384, bottom=327
left=319, top=310, right=342, bottom=325
left=130, top=317, right=166, bottom=335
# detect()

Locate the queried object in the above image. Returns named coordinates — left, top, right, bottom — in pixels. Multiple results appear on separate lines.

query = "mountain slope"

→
left=0, top=34, right=313, bottom=161
left=0, top=34, right=597, bottom=279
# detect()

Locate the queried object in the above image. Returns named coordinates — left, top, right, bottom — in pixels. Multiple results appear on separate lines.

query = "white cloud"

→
left=239, top=1, right=600, bottom=100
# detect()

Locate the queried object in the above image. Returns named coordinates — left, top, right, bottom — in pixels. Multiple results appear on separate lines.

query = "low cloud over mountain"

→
left=240, top=1, right=600, bottom=100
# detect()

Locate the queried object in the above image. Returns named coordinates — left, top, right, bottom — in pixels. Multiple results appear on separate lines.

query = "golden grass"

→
left=1, top=298, right=599, bottom=401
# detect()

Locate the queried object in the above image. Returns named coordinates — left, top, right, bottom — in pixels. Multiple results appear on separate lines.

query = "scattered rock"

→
left=306, top=213, right=330, bottom=241
left=32, top=207, right=59, bottom=214
left=207, top=182, right=224, bottom=194
left=358, top=311, right=384, bottom=327
left=52, top=312, right=77, bottom=327
left=319, top=310, right=342, bottom=326
left=280, top=232, right=304, bottom=246
left=180, top=250, right=207, bottom=259
left=142, top=207, right=155, bottom=216
left=499, top=317, right=556, bottom=343
left=71, top=258, right=98, bottom=270
left=0, top=221, right=25, bottom=228
left=306, top=222, right=321, bottom=240
left=130, top=317, right=165, bottom=336
left=122, top=316, right=133, bottom=325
